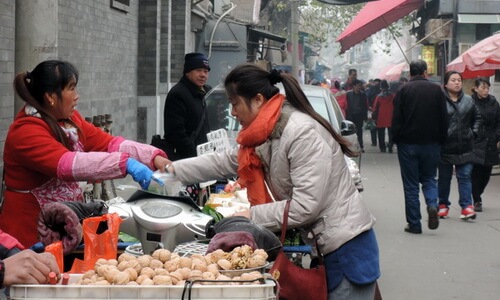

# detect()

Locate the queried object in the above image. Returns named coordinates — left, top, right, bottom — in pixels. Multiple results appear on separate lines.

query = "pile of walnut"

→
left=76, top=244, right=268, bottom=286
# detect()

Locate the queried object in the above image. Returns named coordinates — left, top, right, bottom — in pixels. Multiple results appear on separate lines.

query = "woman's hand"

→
left=153, top=155, right=171, bottom=172
left=3, top=250, right=60, bottom=286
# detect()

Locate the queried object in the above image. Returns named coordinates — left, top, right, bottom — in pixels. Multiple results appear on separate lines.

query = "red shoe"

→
left=437, top=204, right=449, bottom=219
left=460, top=205, right=477, bottom=221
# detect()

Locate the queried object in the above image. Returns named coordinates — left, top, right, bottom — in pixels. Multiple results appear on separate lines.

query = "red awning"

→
left=336, top=0, right=424, bottom=54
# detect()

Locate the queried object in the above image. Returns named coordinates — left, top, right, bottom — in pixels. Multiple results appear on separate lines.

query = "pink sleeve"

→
left=0, top=230, right=25, bottom=250
left=57, top=151, right=130, bottom=181
left=108, top=137, right=167, bottom=170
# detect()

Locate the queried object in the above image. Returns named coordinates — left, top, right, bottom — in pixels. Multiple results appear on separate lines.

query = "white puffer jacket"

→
left=173, top=103, right=376, bottom=255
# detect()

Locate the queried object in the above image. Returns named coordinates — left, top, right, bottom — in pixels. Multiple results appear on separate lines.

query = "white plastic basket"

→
left=9, top=275, right=276, bottom=300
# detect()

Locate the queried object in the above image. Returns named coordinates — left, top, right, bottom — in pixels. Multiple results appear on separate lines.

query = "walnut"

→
left=164, top=259, right=179, bottom=272
left=247, top=255, right=266, bottom=268
left=112, top=271, right=130, bottom=285
left=216, top=259, right=232, bottom=270
left=187, top=270, right=203, bottom=281
left=168, top=271, right=183, bottom=285
left=124, top=267, right=138, bottom=281
left=154, top=268, right=169, bottom=276
left=149, top=259, right=163, bottom=269
left=140, top=267, right=156, bottom=279
left=152, top=275, right=173, bottom=285
left=178, top=257, right=192, bottom=268
left=178, top=267, right=191, bottom=280
left=107, top=259, right=118, bottom=267
left=137, top=255, right=153, bottom=268
left=118, top=253, right=137, bottom=263
left=103, top=267, right=120, bottom=283
left=135, top=274, right=150, bottom=285
left=140, top=278, right=154, bottom=285
left=151, top=249, right=171, bottom=263
left=252, top=249, right=268, bottom=260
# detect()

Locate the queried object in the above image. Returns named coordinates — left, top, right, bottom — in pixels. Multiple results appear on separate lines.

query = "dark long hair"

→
left=13, top=60, right=80, bottom=150
left=224, top=63, right=357, bottom=157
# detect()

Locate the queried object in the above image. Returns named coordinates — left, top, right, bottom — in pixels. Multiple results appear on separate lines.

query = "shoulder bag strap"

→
left=190, top=99, right=207, bottom=142
left=279, top=200, right=324, bottom=264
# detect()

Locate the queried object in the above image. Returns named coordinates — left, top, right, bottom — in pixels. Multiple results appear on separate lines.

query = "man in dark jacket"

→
left=163, top=52, right=211, bottom=160
left=392, top=59, right=448, bottom=234
left=346, top=79, right=368, bottom=152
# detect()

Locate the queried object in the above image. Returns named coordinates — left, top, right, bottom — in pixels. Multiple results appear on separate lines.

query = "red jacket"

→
left=0, top=107, right=165, bottom=247
left=373, top=91, right=395, bottom=128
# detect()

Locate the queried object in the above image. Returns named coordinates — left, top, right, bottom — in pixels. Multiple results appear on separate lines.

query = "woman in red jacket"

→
left=372, top=80, right=395, bottom=153
left=0, top=60, right=169, bottom=248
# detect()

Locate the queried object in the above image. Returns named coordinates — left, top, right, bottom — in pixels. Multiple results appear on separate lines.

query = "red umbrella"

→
left=377, top=62, right=408, bottom=81
left=447, top=32, right=500, bottom=79
left=384, top=62, right=409, bottom=81
left=336, top=0, right=424, bottom=54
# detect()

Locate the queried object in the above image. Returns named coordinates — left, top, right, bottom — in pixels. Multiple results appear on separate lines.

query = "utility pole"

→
left=291, top=0, right=300, bottom=82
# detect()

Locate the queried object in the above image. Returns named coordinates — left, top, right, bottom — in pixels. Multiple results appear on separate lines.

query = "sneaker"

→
left=427, top=206, right=439, bottom=230
left=474, top=202, right=483, bottom=212
left=404, top=224, right=422, bottom=234
left=437, top=204, right=449, bottom=219
left=460, top=205, right=477, bottom=220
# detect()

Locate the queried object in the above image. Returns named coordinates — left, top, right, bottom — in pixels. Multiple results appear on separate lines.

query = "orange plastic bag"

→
left=70, top=213, right=122, bottom=273
left=44, top=241, right=64, bottom=272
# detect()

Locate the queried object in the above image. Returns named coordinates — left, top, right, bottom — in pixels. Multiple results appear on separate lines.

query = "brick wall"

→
left=57, top=0, right=139, bottom=139
left=0, top=0, right=15, bottom=173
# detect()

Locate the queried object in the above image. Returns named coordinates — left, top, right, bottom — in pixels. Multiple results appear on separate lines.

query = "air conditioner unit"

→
left=458, top=43, right=474, bottom=54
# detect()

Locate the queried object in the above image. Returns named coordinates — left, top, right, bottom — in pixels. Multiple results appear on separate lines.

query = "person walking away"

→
left=372, top=80, right=394, bottom=153
left=164, top=64, right=380, bottom=299
left=470, top=78, right=499, bottom=212
left=367, top=79, right=381, bottom=147
left=331, top=80, right=347, bottom=117
left=392, top=59, right=448, bottom=234
left=0, top=60, right=168, bottom=248
left=345, top=79, right=368, bottom=152
left=163, top=52, right=211, bottom=161
left=437, top=71, right=482, bottom=221
left=341, top=69, right=357, bottom=91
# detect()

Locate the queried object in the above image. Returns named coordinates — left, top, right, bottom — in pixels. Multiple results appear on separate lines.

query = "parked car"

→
left=204, top=83, right=363, bottom=191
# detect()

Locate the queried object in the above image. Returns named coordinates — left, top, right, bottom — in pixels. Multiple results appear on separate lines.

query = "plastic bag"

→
left=44, top=241, right=64, bottom=272
left=69, top=213, right=122, bottom=273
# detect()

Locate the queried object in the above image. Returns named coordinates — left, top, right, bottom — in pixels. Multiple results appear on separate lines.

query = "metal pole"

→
left=383, top=16, right=410, bottom=64
left=291, top=0, right=300, bottom=81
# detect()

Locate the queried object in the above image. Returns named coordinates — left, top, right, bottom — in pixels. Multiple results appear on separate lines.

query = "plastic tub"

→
left=9, top=275, right=277, bottom=300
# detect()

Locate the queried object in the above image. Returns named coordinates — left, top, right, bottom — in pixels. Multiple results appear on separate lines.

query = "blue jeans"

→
left=397, top=143, right=441, bottom=230
left=438, top=162, right=473, bottom=209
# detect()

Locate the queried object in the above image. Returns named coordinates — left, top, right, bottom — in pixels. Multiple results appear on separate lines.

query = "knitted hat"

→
left=183, top=52, right=210, bottom=73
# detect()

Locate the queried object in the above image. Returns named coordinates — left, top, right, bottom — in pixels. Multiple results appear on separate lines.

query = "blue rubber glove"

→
left=126, top=158, right=163, bottom=190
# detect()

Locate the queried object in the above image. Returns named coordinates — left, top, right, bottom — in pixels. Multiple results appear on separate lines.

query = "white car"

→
left=205, top=83, right=363, bottom=192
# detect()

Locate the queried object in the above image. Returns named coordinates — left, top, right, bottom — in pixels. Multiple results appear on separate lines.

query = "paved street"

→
left=359, top=134, right=500, bottom=300
left=113, top=131, right=500, bottom=300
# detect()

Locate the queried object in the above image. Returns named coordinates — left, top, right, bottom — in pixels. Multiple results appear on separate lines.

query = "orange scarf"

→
left=236, top=93, right=285, bottom=206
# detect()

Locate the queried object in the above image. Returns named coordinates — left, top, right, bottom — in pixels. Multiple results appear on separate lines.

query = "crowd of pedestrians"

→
left=326, top=60, right=499, bottom=233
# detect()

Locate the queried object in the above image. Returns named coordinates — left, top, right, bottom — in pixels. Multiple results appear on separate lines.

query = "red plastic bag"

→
left=70, top=213, right=122, bottom=273
left=45, top=241, right=64, bottom=272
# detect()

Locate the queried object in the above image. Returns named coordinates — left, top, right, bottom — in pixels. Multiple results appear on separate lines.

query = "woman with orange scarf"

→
left=168, top=63, right=380, bottom=300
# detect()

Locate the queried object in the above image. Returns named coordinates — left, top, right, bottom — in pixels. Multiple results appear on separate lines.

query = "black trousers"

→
left=377, top=127, right=393, bottom=151
left=349, top=114, right=365, bottom=149
left=471, top=164, right=493, bottom=204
